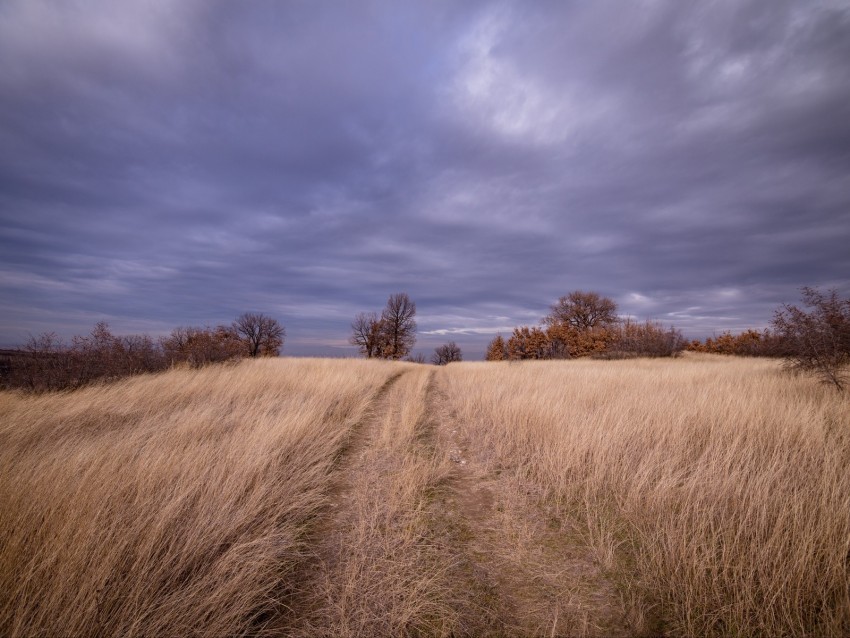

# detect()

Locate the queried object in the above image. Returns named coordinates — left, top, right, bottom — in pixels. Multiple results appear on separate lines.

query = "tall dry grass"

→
left=3, top=354, right=847, bottom=637
left=441, top=354, right=850, bottom=637
left=291, top=368, right=463, bottom=637
left=0, top=358, right=400, bottom=637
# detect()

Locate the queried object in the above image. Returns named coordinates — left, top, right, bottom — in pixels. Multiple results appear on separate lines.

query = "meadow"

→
left=1, top=355, right=847, bottom=637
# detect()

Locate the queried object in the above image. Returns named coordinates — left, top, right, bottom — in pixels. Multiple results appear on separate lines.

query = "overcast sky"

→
left=1, top=0, right=848, bottom=358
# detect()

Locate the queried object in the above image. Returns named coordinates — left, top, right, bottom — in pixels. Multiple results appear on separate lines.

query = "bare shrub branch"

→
left=772, top=287, right=850, bottom=390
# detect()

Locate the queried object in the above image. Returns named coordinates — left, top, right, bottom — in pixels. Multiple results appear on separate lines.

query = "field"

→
left=1, top=356, right=848, bottom=637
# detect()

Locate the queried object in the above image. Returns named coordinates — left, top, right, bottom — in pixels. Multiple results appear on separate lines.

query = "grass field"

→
left=1, top=355, right=848, bottom=637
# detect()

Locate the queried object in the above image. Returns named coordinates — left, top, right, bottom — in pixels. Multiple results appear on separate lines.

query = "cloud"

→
left=1, top=0, right=848, bottom=357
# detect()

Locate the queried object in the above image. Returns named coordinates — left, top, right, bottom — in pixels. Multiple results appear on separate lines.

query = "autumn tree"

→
left=772, top=287, right=850, bottom=390
left=72, top=321, right=121, bottom=382
left=545, top=290, right=618, bottom=331
left=541, top=291, right=619, bottom=357
left=350, top=294, right=418, bottom=360
left=507, top=326, right=550, bottom=360
left=432, top=341, right=462, bottom=365
left=485, top=335, right=507, bottom=361
left=118, top=333, right=162, bottom=373
left=545, top=323, right=614, bottom=358
left=687, top=329, right=787, bottom=357
left=232, top=313, right=285, bottom=357
left=349, top=312, right=383, bottom=358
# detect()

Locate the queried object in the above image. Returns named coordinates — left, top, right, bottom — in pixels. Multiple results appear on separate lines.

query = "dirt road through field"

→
left=282, top=365, right=637, bottom=636
left=287, top=368, right=464, bottom=636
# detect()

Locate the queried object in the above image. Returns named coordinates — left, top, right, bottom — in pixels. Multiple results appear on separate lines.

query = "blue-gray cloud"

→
left=1, top=0, right=848, bottom=358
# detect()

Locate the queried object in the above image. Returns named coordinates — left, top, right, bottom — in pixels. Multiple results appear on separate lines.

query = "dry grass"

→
left=289, top=368, right=462, bottom=637
left=441, top=354, right=850, bottom=637
left=0, top=358, right=402, bottom=637
left=2, top=354, right=847, bottom=637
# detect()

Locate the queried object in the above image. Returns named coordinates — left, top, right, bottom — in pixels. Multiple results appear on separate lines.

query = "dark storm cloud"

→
left=1, top=0, right=848, bottom=357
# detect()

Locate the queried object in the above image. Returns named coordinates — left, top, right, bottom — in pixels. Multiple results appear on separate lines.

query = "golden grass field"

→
left=1, top=355, right=848, bottom=637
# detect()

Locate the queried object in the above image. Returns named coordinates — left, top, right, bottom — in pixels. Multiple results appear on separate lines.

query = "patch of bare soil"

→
left=429, top=374, right=635, bottom=637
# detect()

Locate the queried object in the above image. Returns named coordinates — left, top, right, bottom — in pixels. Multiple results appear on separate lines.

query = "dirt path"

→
left=324, top=369, right=408, bottom=502
left=429, top=372, right=635, bottom=637
left=285, top=368, right=465, bottom=637
left=271, top=369, right=410, bottom=635
left=279, top=366, right=640, bottom=637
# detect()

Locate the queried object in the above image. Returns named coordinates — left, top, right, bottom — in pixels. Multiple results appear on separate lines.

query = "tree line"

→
left=0, top=313, right=284, bottom=392
left=679, top=287, right=850, bottom=389
left=3, top=287, right=847, bottom=392
left=485, top=290, right=687, bottom=361
left=484, top=288, right=849, bottom=390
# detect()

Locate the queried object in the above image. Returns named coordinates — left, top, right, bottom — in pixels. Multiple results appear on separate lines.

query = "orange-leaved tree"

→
left=485, top=335, right=507, bottom=361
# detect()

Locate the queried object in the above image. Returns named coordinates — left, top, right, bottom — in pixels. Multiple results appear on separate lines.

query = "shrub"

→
left=603, top=319, right=686, bottom=358
left=772, top=287, right=850, bottom=390
left=485, top=335, right=507, bottom=361
left=432, top=342, right=462, bottom=365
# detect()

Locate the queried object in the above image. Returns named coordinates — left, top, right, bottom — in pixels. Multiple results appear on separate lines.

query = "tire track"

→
left=327, top=369, right=407, bottom=471
left=262, top=368, right=408, bottom=635
left=284, top=367, right=461, bottom=637
left=304, top=368, right=408, bottom=548
left=428, top=371, right=634, bottom=637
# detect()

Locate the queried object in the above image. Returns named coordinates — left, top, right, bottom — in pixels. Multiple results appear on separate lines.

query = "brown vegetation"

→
left=685, top=329, right=784, bottom=357
left=489, top=290, right=685, bottom=361
left=432, top=341, right=462, bottom=365
left=3, top=323, right=164, bottom=391
left=684, top=287, right=850, bottom=390
left=0, top=359, right=399, bottom=637
left=772, top=287, right=850, bottom=390
left=350, top=311, right=383, bottom=358
left=442, top=356, right=850, bottom=637
left=545, top=290, right=619, bottom=332
left=233, top=312, right=285, bottom=357
left=1, top=314, right=285, bottom=391
left=161, top=325, right=243, bottom=367
left=603, top=319, right=687, bottom=359
left=350, top=293, right=417, bottom=360
left=485, top=334, right=507, bottom=361
left=2, top=356, right=847, bottom=637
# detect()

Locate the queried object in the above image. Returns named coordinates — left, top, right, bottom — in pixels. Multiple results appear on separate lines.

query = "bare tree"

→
left=432, top=342, right=462, bottom=365
left=379, top=293, right=417, bottom=360
left=233, top=313, right=285, bottom=357
left=545, top=291, right=618, bottom=331
left=772, top=287, right=850, bottom=390
left=349, top=312, right=384, bottom=358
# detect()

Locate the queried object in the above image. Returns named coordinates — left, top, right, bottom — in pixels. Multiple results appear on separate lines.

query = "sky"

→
left=1, top=0, right=849, bottom=359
